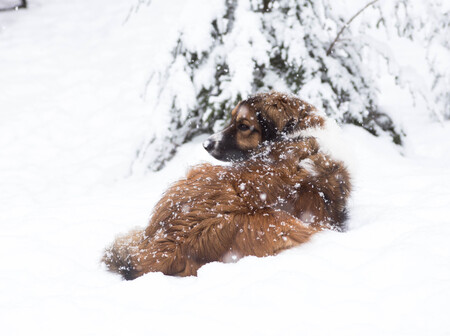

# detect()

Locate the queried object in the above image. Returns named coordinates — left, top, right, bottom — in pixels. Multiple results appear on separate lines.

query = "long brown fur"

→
left=103, top=92, right=351, bottom=279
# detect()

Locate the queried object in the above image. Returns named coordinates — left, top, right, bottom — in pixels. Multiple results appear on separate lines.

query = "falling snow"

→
left=0, top=1, right=450, bottom=336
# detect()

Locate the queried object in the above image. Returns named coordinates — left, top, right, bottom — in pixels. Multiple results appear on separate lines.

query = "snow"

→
left=1, top=1, right=450, bottom=335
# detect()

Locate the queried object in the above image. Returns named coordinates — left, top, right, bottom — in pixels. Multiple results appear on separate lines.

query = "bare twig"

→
left=327, top=0, right=379, bottom=56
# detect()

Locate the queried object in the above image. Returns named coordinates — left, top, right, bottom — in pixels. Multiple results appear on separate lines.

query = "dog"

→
left=102, top=92, right=351, bottom=279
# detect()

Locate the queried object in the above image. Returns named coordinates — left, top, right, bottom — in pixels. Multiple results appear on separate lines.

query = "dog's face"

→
left=203, top=92, right=324, bottom=162
left=203, top=103, right=270, bottom=161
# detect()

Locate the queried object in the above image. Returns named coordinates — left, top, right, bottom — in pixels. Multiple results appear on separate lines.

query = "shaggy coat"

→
left=103, top=92, right=351, bottom=279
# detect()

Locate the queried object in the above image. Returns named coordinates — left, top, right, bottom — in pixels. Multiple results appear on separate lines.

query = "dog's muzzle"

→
left=203, top=130, right=245, bottom=162
left=203, top=139, right=215, bottom=152
left=203, top=131, right=223, bottom=155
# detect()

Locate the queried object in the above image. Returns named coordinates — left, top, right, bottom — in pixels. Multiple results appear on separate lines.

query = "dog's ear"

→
left=245, top=92, right=325, bottom=138
left=258, top=95, right=293, bottom=131
left=262, top=93, right=325, bottom=134
left=256, top=111, right=278, bottom=141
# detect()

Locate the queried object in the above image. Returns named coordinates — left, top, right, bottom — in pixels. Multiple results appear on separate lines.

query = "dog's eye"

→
left=238, top=124, right=250, bottom=131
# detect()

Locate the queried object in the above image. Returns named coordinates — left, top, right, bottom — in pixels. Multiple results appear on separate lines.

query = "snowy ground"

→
left=1, top=1, right=450, bottom=335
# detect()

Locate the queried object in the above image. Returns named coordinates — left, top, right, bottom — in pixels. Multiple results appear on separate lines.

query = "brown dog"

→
left=103, top=92, right=351, bottom=279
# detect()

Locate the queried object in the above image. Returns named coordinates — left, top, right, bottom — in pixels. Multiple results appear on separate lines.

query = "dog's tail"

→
left=102, top=228, right=146, bottom=280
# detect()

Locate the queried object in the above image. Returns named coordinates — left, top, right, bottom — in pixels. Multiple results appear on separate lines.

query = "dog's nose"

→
left=203, top=139, right=214, bottom=152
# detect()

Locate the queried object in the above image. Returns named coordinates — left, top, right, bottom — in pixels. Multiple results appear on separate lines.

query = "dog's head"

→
left=203, top=92, right=325, bottom=161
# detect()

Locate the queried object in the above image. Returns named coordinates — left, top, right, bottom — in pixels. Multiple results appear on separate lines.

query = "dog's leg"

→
left=128, top=209, right=317, bottom=276
left=103, top=209, right=317, bottom=278
left=229, top=209, right=319, bottom=259
left=103, top=229, right=201, bottom=279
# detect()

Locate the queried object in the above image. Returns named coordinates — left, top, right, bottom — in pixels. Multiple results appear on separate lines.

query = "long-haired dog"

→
left=103, top=92, right=351, bottom=279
